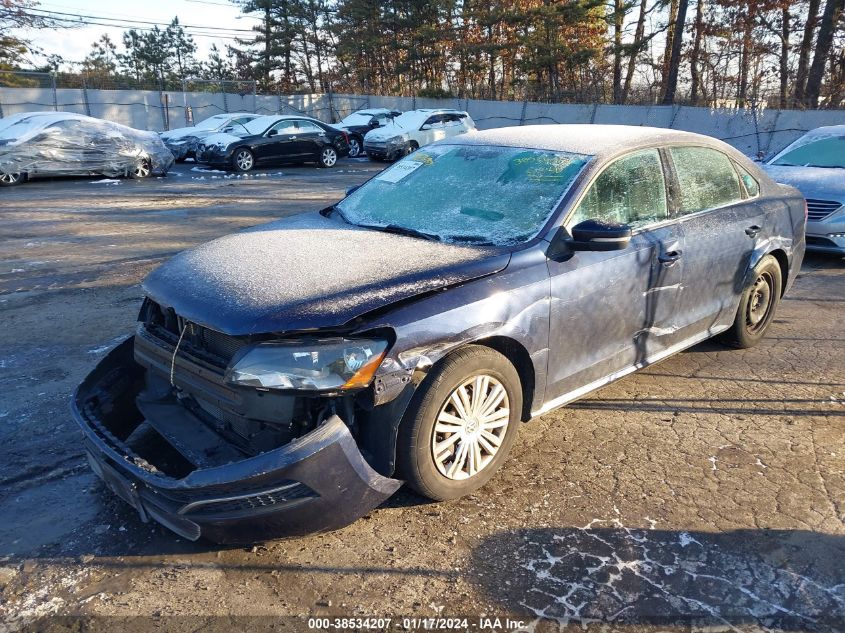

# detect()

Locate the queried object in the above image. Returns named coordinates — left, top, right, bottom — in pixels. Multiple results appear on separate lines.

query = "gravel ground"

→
left=0, top=160, right=843, bottom=633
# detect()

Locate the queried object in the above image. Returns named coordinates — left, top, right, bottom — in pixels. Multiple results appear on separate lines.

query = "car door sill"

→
left=531, top=325, right=729, bottom=417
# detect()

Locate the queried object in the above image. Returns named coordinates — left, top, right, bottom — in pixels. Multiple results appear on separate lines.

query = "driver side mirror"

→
left=267, top=129, right=278, bottom=137
left=546, top=219, right=632, bottom=260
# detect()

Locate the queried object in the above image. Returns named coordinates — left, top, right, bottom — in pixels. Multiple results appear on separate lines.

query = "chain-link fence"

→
left=2, top=70, right=844, bottom=156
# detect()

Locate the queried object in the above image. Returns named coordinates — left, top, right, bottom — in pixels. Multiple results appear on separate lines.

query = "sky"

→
left=16, top=0, right=259, bottom=67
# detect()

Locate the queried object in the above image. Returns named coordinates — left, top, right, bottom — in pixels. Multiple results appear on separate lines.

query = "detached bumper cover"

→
left=72, top=338, right=402, bottom=543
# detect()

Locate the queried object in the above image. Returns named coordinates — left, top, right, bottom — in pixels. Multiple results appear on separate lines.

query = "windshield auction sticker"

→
left=375, top=159, right=424, bottom=183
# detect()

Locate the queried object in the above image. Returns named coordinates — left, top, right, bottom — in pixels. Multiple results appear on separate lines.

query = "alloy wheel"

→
left=321, top=148, right=337, bottom=167
left=132, top=160, right=151, bottom=178
left=431, top=374, right=510, bottom=480
left=348, top=139, right=361, bottom=157
left=0, top=172, right=22, bottom=185
left=235, top=150, right=253, bottom=171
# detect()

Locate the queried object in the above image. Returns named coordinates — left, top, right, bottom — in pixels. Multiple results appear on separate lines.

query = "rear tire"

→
left=232, top=148, right=254, bottom=172
left=721, top=254, right=782, bottom=348
left=0, top=172, right=25, bottom=186
left=397, top=345, right=522, bottom=501
left=407, top=141, right=419, bottom=154
left=318, top=146, right=338, bottom=168
left=347, top=136, right=362, bottom=158
left=130, top=158, right=151, bottom=179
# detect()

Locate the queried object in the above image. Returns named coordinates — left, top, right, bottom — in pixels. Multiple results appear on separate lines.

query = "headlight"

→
left=386, top=135, right=406, bottom=147
left=224, top=338, right=389, bottom=391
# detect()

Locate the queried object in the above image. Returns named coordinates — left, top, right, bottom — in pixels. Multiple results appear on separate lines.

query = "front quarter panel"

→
left=351, top=246, right=551, bottom=474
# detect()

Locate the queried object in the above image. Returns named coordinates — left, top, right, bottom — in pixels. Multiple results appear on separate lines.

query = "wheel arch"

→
left=470, top=336, right=535, bottom=422
left=768, top=248, right=789, bottom=297
left=748, top=246, right=790, bottom=298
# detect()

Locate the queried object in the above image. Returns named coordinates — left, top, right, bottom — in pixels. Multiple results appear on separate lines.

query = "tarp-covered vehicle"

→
left=75, top=125, right=805, bottom=544
left=0, top=112, right=173, bottom=186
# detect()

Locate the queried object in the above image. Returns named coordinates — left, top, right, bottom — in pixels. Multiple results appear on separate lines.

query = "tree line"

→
left=2, top=0, right=844, bottom=108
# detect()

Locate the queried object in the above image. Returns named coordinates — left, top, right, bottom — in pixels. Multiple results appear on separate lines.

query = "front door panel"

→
left=545, top=221, right=684, bottom=403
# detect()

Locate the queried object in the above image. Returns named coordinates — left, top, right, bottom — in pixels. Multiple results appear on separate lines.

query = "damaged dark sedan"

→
left=74, top=125, right=806, bottom=543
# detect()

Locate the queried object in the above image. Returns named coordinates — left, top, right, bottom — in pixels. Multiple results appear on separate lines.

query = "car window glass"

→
left=569, top=149, right=668, bottom=229
left=424, top=115, right=444, bottom=127
left=770, top=135, right=845, bottom=168
left=670, top=146, right=743, bottom=214
left=232, top=116, right=255, bottom=125
left=734, top=162, right=760, bottom=197
left=271, top=120, right=299, bottom=135
left=297, top=121, right=322, bottom=133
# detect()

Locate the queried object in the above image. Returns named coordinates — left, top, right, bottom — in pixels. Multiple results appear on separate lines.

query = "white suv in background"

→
left=363, top=109, right=475, bottom=161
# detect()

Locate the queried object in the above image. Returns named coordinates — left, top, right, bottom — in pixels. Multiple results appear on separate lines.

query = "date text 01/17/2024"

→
left=306, top=617, right=529, bottom=631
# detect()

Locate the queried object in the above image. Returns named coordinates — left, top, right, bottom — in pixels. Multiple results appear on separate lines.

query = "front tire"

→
left=0, top=172, right=25, bottom=186
left=232, top=148, right=254, bottom=172
left=318, top=146, right=338, bottom=168
left=397, top=345, right=522, bottom=501
left=721, top=254, right=782, bottom=348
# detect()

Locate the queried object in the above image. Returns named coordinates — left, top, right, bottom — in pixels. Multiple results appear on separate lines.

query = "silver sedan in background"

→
left=763, top=125, right=845, bottom=255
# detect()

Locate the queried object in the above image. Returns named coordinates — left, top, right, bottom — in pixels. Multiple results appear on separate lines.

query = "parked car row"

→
left=0, top=109, right=840, bottom=258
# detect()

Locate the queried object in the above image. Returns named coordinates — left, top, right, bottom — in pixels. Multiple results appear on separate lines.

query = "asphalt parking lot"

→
left=1, top=159, right=844, bottom=632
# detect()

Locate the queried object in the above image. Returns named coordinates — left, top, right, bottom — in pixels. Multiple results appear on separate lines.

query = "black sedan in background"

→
left=332, top=108, right=402, bottom=157
left=195, top=115, right=350, bottom=171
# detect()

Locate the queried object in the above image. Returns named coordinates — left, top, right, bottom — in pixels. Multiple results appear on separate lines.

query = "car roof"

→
left=448, top=124, right=730, bottom=158
left=798, top=124, right=845, bottom=137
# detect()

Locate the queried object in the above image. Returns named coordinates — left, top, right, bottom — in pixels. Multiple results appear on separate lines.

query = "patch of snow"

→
left=90, top=179, right=120, bottom=185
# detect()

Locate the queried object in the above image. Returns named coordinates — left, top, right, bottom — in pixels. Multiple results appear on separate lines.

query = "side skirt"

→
left=531, top=325, right=730, bottom=418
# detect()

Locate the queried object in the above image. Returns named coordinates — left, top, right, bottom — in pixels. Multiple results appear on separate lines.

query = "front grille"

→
left=806, top=198, right=842, bottom=221
left=143, top=300, right=244, bottom=365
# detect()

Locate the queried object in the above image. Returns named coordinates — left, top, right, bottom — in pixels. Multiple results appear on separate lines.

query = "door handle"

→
left=658, top=250, right=683, bottom=265
left=745, top=225, right=761, bottom=237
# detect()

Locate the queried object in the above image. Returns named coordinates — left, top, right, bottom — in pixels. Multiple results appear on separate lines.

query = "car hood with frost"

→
left=160, top=126, right=202, bottom=141
left=761, top=164, right=845, bottom=203
left=142, top=212, right=510, bottom=336
left=200, top=132, right=247, bottom=148
left=365, top=122, right=410, bottom=142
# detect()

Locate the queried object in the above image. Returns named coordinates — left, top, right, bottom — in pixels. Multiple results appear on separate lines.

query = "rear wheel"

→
left=721, top=254, right=782, bottom=348
left=0, top=172, right=24, bottom=186
left=347, top=136, right=362, bottom=158
left=318, top=146, right=338, bottom=168
left=407, top=141, right=419, bottom=155
left=232, top=148, right=254, bottom=172
left=397, top=345, right=522, bottom=501
left=131, top=158, right=151, bottom=179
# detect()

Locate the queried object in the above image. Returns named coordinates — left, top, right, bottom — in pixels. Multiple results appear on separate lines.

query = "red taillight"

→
left=342, top=132, right=349, bottom=144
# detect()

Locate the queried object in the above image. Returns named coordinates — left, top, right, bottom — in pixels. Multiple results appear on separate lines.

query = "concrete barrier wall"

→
left=2, top=86, right=844, bottom=156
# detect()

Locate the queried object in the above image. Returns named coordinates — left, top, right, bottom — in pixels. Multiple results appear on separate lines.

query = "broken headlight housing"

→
left=224, top=338, right=388, bottom=391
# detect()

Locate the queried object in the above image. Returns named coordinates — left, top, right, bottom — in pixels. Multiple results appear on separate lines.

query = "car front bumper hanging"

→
left=72, top=338, right=402, bottom=544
